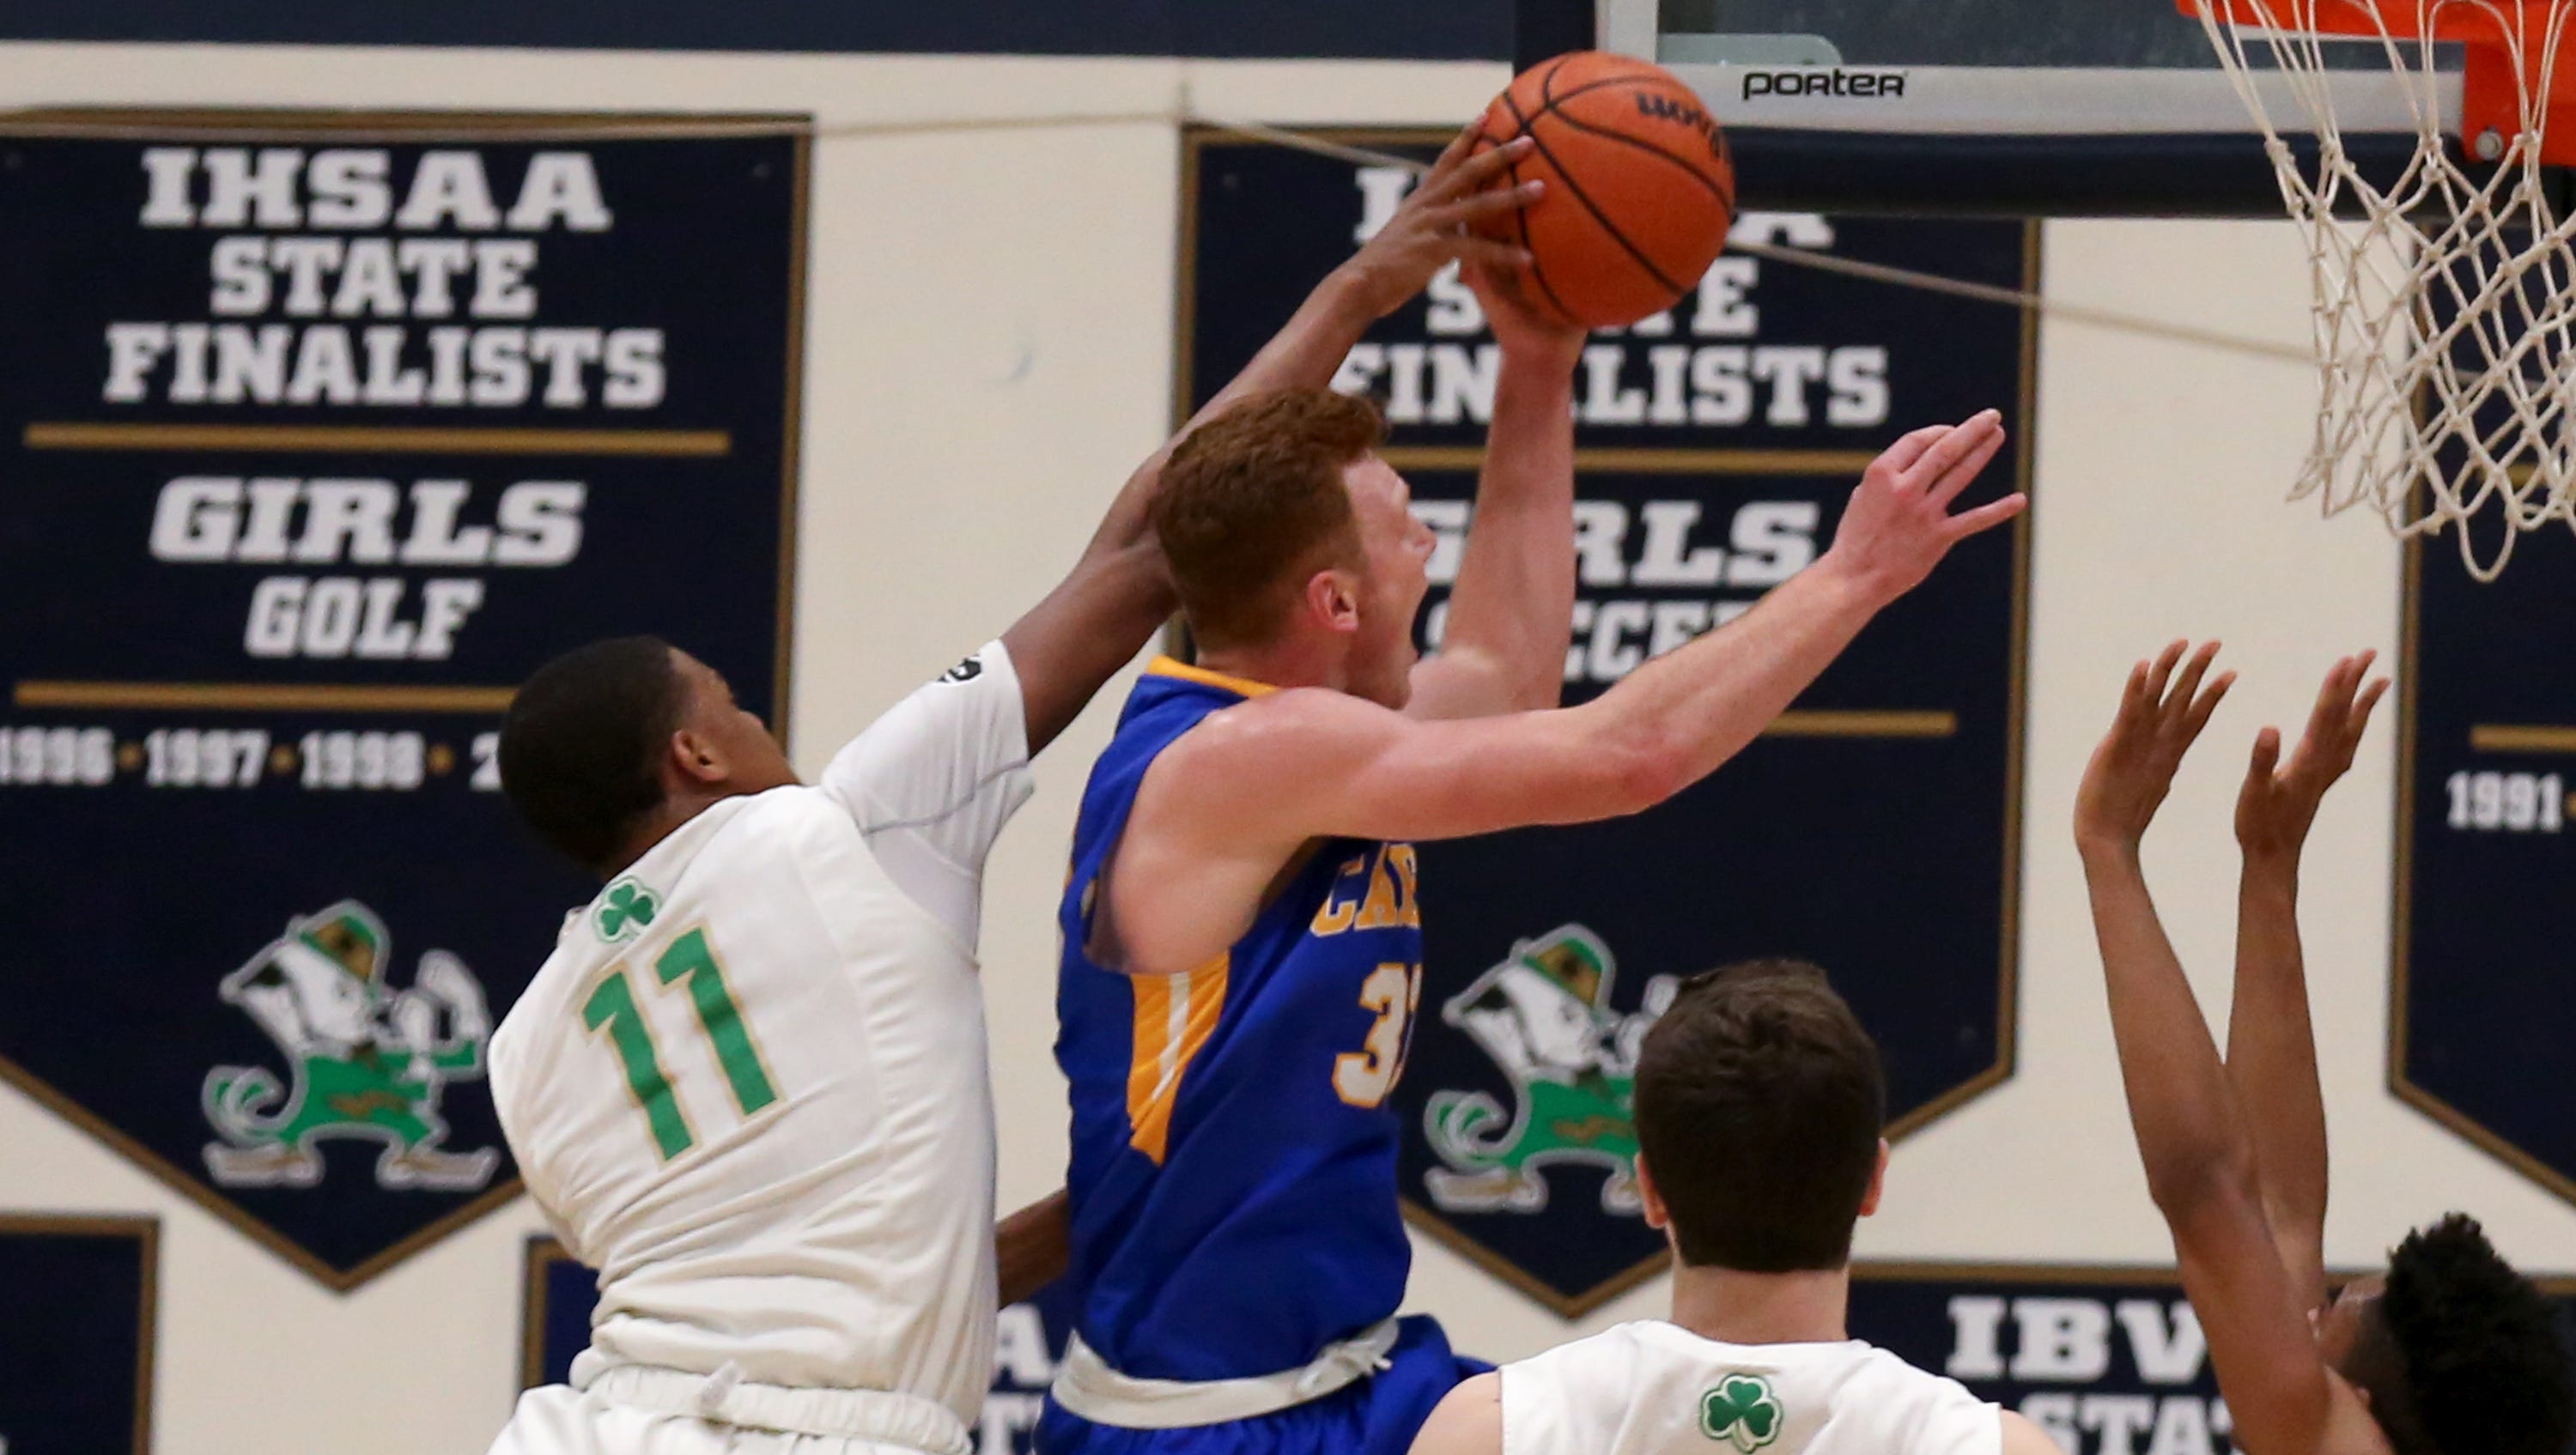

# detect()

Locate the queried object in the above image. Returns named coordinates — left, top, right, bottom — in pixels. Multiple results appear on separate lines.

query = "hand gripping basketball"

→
left=1818, top=409, right=2023, bottom=609
left=1336, top=129, right=1541, bottom=320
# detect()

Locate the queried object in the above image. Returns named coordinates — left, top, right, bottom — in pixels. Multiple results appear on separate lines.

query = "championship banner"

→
left=1847, top=1263, right=2576, bottom=1454
left=0, top=1215, right=158, bottom=1455
left=1181, top=129, right=2032, bottom=1313
left=0, top=113, right=805, bottom=1288
left=2396, top=524, right=2576, bottom=1206
left=520, top=1239, right=1075, bottom=1454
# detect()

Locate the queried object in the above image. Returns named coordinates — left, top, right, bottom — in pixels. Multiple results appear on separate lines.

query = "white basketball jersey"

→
left=489, top=642, right=1034, bottom=1431
left=1500, top=1321, right=2000, bottom=1455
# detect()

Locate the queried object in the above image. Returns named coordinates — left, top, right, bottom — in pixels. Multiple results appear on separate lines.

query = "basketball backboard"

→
left=1590, top=0, right=2465, bottom=214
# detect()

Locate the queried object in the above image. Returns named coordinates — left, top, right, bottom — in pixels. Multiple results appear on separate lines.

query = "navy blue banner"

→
left=521, top=1239, right=1076, bottom=1453
left=0, top=2, right=1509, bottom=61
left=0, top=117, right=803, bottom=1287
left=2397, top=524, right=2576, bottom=1206
left=1181, top=130, right=2031, bottom=1313
left=1849, top=1264, right=2576, bottom=1454
left=0, top=1217, right=156, bottom=1455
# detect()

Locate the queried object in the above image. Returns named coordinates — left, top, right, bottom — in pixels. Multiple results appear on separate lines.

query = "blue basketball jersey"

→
left=1055, top=658, right=1427, bottom=1383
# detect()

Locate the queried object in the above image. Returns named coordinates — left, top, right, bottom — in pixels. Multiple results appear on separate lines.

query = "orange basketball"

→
left=1472, top=52, right=1736, bottom=330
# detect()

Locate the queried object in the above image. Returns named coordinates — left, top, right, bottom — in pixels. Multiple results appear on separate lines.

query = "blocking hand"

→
left=2234, top=651, right=2388, bottom=865
left=1817, top=409, right=2022, bottom=609
left=2076, top=641, right=2234, bottom=854
left=1337, top=127, right=1540, bottom=319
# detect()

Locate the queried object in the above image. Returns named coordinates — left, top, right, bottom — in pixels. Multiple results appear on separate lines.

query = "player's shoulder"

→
left=1842, top=1337, right=1990, bottom=1402
left=1157, top=686, right=1396, bottom=770
left=1840, top=1340, right=2002, bottom=1455
left=1499, top=1319, right=1664, bottom=1384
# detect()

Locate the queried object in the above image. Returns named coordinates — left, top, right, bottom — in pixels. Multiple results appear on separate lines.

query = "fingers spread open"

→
left=1901, top=409, right=2005, bottom=493
left=1925, top=427, right=2008, bottom=510
left=2183, top=670, right=2235, bottom=742
left=1428, top=136, right=1530, bottom=203
left=1941, top=491, right=2026, bottom=543
left=2165, top=643, right=2221, bottom=724
left=1874, top=423, right=1954, bottom=477
left=1443, top=179, right=1544, bottom=224
left=2144, top=640, right=2190, bottom=707
left=1425, top=125, right=1478, bottom=185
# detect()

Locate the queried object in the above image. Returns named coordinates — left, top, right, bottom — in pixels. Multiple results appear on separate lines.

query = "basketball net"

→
left=2190, top=0, right=2576, bottom=577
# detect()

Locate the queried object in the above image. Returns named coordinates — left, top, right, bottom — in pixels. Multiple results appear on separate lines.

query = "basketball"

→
left=1473, top=51, right=1736, bottom=330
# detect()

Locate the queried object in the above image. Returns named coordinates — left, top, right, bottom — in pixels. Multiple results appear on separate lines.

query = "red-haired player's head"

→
left=1151, top=388, right=1432, bottom=709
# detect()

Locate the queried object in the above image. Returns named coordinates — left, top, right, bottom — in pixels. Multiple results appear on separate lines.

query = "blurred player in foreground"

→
left=1408, top=961, right=2061, bottom=1455
left=1043, top=142, right=2025, bottom=1455
left=2074, top=644, right=2572, bottom=1455
left=477, top=131, right=1550, bottom=1455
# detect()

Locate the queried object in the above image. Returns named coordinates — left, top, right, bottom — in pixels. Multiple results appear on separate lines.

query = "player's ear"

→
left=1635, top=1152, right=1671, bottom=1233
left=666, top=724, right=729, bottom=788
left=1302, top=567, right=1363, bottom=636
left=1857, top=1139, right=1890, bottom=1218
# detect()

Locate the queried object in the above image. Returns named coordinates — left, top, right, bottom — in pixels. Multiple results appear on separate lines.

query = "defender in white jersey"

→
left=481, top=130, right=1553, bottom=1455
left=1408, top=962, right=2059, bottom=1455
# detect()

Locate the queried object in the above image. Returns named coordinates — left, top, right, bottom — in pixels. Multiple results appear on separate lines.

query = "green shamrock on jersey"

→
left=1700, top=1373, right=1783, bottom=1454
left=594, top=878, right=660, bottom=943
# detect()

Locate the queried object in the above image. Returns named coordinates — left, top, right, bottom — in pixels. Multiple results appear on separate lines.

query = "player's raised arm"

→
left=2226, top=653, right=2388, bottom=1313
left=1110, top=412, right=2016, bottom=974
left=1404, top=267, right=1585, bottom=721
left=1002, top=130, right=1541, bottom=753
left=2072, top=644, right=2379, bottom=1455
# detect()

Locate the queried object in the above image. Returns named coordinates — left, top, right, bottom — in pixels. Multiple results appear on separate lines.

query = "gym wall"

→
left=0, top=35, right=2568, bottom=1455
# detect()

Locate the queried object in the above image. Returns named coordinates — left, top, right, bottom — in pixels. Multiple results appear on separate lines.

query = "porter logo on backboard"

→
left=1741, top=70, right=1909, bottom=100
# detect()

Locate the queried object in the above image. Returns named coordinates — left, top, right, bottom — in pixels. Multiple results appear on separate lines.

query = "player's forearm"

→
left=995, top=1188, right=1072, bottom=1309
left=2079, top=842, right=2265, bottom=1216
left=1571, top=556, right=1881, bottom=805
left=1200, top=267, right=1380, bottom=426
left=1436, top=346, right=1581, bottom=710
left=2227, top=860, right=2330, bottom=1288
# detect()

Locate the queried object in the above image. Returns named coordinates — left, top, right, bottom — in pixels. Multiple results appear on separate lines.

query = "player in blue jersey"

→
left=1041, top=160, right=2026, bottom=1455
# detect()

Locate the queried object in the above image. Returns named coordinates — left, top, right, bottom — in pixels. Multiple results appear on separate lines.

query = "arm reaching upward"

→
left=1000, top=128, right=1541, bottom=753
left=1406, top=267, right=1586, bottom=720
left=2227, top=653, right=2389, bottom=1313
left=1108, top=411, right=2021, bottom=977
left=2073, top=643, right=2382, bottom=1455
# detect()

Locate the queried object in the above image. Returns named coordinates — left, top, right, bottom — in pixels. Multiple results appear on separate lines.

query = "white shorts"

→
left=489, top=1384, right=958, bottom=1455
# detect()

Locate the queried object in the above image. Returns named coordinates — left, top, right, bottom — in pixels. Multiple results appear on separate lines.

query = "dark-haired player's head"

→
left=1632, top=959, right=1887, bottom=1272
left=498, top=636, right=796, bottom=876
left=2312, top=1214, right=2573, bottom=1455
left=1152, top=388, right=1430, bottom=708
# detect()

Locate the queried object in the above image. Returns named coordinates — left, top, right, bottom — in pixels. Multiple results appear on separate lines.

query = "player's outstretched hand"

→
left=1337, top=127, right=1541, bottom=319
left=2076, top=641, right=2234, bottom=855
left=1814, top=409, right=2020, bottom=609
left=2234, top=651, right=2388, bottom=866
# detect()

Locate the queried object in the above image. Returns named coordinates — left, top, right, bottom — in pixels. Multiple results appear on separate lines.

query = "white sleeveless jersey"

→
left=1500, top=1321, right=2000, bottom=1455
left=489, top=642, right=1034, bottom=1432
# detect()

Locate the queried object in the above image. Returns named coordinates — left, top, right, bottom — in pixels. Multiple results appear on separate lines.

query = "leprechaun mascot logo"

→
left=200, top=900, right=499, bottom=1191
left=1423, top=925, right=1678, bottom=1216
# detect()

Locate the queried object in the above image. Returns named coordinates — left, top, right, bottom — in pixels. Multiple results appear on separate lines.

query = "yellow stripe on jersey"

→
left=1142, top=656, right=1278, bottom=700
left=1126, top=955, right=1230, bottom=1164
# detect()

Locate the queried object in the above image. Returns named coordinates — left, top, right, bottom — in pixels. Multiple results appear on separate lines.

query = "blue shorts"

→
left=1036, top=1317, right=1486, bottom=1455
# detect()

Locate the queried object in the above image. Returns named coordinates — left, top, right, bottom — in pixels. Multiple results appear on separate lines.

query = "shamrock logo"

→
left=1699, top=1373, right=1783, bottom=1453
left=593, top=877, right=660, bottom=944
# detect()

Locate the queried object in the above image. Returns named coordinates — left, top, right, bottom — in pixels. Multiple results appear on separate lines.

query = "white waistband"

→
left=577, top=1361, right=972, bottom=1455
left=1047, top=1319, right=1400, bottom=1429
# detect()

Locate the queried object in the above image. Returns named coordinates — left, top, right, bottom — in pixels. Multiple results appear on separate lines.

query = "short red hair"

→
left=1151, top=389, right=1385, bottom=650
